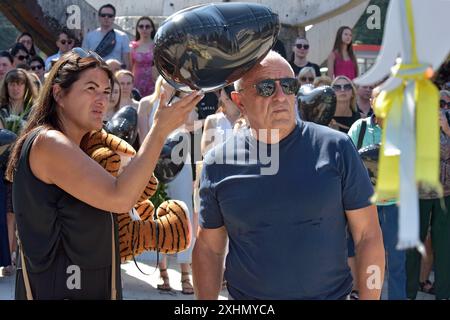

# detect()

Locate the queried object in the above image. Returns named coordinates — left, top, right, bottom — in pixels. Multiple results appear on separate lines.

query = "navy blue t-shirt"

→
left=199, top=121, right=374, bottom=300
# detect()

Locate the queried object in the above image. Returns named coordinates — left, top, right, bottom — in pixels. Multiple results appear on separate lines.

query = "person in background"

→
left=105, top=59, right=123, bottom=74
left=9, top=43, right=29, bottom=68
left=406, top=90, right=450, bottom=300
left=289, top=37, right=320, bottom=77
left=0, top=51, right=14, bottom=82
left=82, top=3, right=130, bottom=69
left=313, top=75, right=332, bottom=87
left=0, top=68, right=39, bottom=277
left=327, top=26, right=358, bottom=80
left=356, top=85, right=374, bottom=117
left=200, top=85, right=240, bottom=155
left=115, top=70, right=139, bottom=110
left=130, top=16, right=158, bottom=97
left=45, top=30, right=75, bottom=71
left=29, top=57, right=46, bottom=83
left=105, top=79, right=121, bottom=121
left=329, top=76, right=360, bottom=133
left=297, top=66, right=316, bottom=88
left=16, top=32, right=38, bottom=59
left=347, top=89, right=407, bottom=300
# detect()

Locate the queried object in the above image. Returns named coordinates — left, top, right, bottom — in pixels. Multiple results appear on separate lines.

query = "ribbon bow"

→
left=373, top=0, right=440, bottom=251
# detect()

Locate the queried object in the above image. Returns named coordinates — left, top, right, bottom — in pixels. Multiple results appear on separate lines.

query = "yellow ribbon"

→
left=372, top=0, right=441, bottom=202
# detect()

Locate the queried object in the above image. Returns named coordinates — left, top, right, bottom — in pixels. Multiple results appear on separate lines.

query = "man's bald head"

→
left=235, top=50, right=294, bottom=91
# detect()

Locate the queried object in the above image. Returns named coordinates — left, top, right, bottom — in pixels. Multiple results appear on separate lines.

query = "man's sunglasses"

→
left=31, top=65, right=44, bottom=71
left=440, top=100, right=450, bottom=109
left=60, top=39, right=73, bottom=45
left=296, top=44, right=309, bottom=50
left=99, top=13, right=115, bottom=18
left=332, top=83, right=353, bottom=91
left=16, top=55, right=28, bottom=61
left=138, top=25, right=152, bottom=30
left=300, top=76, right=314, bottom=83
left=241, top=78, right=299, bottom=97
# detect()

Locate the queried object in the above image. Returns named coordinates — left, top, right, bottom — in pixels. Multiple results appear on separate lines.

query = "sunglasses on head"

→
left=296, top=44, right=309, bottom=50
left=31, top=64, right=43, bottom=71
left=99, top=13, right=114, bottom=18
left=72, top=47, right=104, bottom=62
left=242, top=78, right=299, bottom=97
left=138, top=24, right=152, bottom=30
left=60, top=39, right=73, bottom=45
left=300, top=76, right=314, bottom=82
left=440, top=100, right=450, bottom=109
left=16, top=55, right=28, bottom=61
left=332, top=83, right=353, bottom=91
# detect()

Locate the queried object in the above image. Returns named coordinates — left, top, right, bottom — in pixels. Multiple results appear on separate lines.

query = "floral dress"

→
left=130, top=41, right=155, bottom=97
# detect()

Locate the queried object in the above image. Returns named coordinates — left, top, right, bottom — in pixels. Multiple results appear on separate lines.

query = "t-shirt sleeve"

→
left=313, top=64, right=321, bottom=77
left=121, top=33, right=131, bottom=54
left=339, top=135, right=374, bottom=210
left=198, top=162, right=224, bottom=229
left=81, top=33, right=90, bottom=50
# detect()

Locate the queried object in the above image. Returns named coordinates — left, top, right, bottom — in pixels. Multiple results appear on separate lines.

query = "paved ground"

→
left=0, top=256, right=434, bottom=300
left=0, top=255, right=229, bottom=300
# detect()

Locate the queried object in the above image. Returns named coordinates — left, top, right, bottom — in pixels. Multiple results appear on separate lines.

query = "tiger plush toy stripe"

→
left=80, top=129, right=191, bottom=262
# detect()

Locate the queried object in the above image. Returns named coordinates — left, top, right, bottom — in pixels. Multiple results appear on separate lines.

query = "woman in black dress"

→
left=6, top=48, right=203, bottom=299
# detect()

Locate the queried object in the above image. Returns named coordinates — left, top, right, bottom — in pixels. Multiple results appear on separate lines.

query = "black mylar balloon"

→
left=358, top=144, right=380, bottom=186
left=297, top=85, right=336, bottom=126
left=105, top=106, right=138, bottom=145
left=154, top=2, right=280, bottom=92
left=154, top=132, right=190, bottom=184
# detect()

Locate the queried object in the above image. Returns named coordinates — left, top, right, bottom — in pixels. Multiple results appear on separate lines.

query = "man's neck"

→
left=357, top=98, right=372, bottom=115
left=293, top=56, right=308, bottom=67
left=100, top=26, right=114, bottom=33
left=251, top=123, right=296, bottom=144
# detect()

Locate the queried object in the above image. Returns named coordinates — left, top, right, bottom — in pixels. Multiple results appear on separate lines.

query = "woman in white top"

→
left=200, top=85, right=240, bottom=155
left=137, top=76, right=196, bottom=294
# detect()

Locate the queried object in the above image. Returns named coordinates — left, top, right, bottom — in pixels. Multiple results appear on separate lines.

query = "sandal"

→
left=419, top=280, right=435, bottom=295
left=181, top=271, right=194, bottom=295
left=157, top=268, right=173, bottom=291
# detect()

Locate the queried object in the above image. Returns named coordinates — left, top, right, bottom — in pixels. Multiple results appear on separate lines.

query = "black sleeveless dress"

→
left=13, top=128, right=122, bottom=300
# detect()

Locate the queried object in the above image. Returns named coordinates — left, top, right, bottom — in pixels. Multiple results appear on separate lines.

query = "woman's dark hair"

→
left=16, top=32, right=37, bottom=57
left=10, top=43, right=29, bottom=59
left=5, top=50, right=114, bottom=181
left=332, top=26, right=359, bottom=76
left=0, top=68, right=39, bottom=109
left=0, top=51, right=13, bottom=64
left=135, top=16, right=156, bottom=41
left=98, top=3, right=116, bottom=16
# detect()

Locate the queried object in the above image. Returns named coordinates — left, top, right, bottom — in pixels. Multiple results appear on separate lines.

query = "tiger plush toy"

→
left=80, top=129, right=191, bottom=262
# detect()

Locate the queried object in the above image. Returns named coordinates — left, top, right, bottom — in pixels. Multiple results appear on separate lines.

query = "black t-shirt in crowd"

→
left=290, top=61, right=321, bottom=77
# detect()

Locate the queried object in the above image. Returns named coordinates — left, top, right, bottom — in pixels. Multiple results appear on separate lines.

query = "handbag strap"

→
left=18, top=237, right=33, bottom=300
left=357, top=119, right=368, bottom=150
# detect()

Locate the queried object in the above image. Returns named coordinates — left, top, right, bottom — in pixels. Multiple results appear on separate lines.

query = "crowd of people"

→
left=0, top=3, right=449, bottom=300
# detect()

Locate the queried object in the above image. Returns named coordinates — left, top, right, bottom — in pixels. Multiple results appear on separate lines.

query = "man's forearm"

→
left=355, top=235, right=385, bottom=300
left=192, top=241, right=224, bottom=300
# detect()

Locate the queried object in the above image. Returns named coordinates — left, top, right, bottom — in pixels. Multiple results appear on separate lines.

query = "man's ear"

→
left=231, top=91, right=246, bottom=115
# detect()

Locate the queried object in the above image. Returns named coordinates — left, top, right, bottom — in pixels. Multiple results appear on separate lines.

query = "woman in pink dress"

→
left=130, top=16, right=157, bottom=97
left=327, top=26, right=358, bottom=80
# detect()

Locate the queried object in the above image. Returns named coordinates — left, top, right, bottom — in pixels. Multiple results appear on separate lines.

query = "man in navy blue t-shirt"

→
left=192, top=51, right=385, bottom=300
